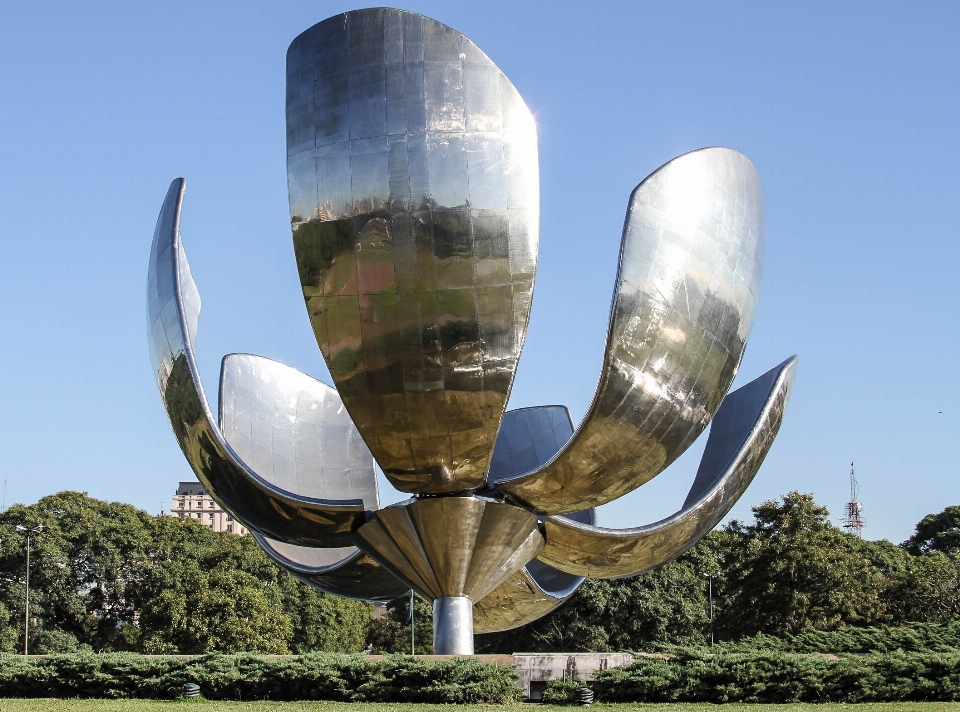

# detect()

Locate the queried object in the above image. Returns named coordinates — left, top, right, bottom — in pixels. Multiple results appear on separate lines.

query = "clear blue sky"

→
left=1, top=1, right=957, bottom=545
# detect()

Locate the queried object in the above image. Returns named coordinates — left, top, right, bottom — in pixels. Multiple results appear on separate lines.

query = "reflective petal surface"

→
left=487, top=405, right=574, bottom=485
left=353, top=496, right=543, bottom=601
left=498, top=148, right=765, bottom=514
left=146, top=178, right=367, bottom=547
left=253, top=534, right=408, bottom=602
left=537, top=356, right=798, bottom=578
left=219, top=353, right=378, bottom=509
left=287, top=8, right=540, bottom=494
left=474, top=406, right=590, bottom=633
left=473, top=567, right=572, bottom=635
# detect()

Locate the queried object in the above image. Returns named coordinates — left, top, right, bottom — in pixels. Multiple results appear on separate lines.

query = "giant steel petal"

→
left=536, top=356, right=798, bottom=578
left=218, top=353, right=378, bottom=510
left=253, top=534, right=409, bottom=602
left=219, top=352, right=407, bottom=599
left=286, top=8, right=540, bottom=495
left=497, top=148, right=765, bottom=514
left=474, top=406, right=593, bottom=633
left=146, top=178, right=367, bottom=547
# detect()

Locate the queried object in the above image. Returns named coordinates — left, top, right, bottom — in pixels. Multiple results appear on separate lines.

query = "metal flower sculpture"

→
left=147, top=8, right=797, bottom=655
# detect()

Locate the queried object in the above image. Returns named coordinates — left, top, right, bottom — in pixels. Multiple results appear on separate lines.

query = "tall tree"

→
left=0, top=492, right=372, bottom=654
left=717, top=492, right=887, bottom=638
left=139, top=566, right=292, bottom=654
left=889, top=552, right=960, bottom=624
left=903, top=506, right=960, bottom=555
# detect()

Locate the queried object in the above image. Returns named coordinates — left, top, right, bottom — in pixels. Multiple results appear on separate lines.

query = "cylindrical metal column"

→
left=433, top=597, right=474, bottom=655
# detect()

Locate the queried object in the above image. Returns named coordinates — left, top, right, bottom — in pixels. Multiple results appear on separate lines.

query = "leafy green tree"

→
left=0, top=492, right=372, bottom=654
left=0, top=492, right=155, bottom=650
left=280, top=576, right=372, bottom=653
left=716, top=492, right=887, bottom=638
left=0, top=601, right=19, bottom=652
left=139, top=566, right=292, bottom=654
left=903, top=505, right=960, bottom=555
left=888, top=552, right=960, bottom=624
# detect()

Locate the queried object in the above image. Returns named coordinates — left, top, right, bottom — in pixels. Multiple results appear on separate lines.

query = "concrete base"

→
left=513, top=653, right=635, bottom=699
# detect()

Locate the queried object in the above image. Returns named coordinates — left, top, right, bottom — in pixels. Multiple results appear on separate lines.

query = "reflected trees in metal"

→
left=146, top=8, right=798, bottom=655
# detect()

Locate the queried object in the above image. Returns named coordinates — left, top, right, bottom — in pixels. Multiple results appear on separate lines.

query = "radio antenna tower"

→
left=841, top=461, right=865, bottom=537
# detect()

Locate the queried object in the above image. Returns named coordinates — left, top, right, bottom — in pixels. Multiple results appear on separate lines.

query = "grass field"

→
left=1, top=703, right=958, bottom=712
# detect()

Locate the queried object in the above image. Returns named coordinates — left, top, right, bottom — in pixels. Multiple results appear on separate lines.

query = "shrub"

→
left=585, top=650, right=960, bottom=703
left=648, top=622, right=960, bottom=655
left=541, top=677, right=582, bottom=704
left=0, top=652, right=521, bottom=703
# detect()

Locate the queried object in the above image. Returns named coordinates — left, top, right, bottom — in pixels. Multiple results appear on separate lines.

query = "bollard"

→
left=574, top=687, right=594, bottom=706
left=182, top=683, right=201, bottom=698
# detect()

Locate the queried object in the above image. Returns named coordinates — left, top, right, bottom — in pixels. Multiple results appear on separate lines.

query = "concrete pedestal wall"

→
left=512, top=653, right=635, bottom=699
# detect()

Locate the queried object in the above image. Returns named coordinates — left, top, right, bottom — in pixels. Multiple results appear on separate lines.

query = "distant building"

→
left=170, top=481, right=248, bottom=535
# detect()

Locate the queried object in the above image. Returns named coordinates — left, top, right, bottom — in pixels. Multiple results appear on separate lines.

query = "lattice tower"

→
left=841, top=461, right=865, bottom=537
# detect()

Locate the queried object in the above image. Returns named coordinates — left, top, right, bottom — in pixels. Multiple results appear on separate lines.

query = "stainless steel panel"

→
left=353, top=496, right=543, bottom=601
left=219, top=353, right=378, bottom=508
left=473, top=507, right=595, bottom=635
left=537, top=356, right=798, bottom=578
left=473, top=406, right=590, bottom=633
left=497, top=148, right=765, bottom=514
left=287, top=8, right=540, bottom=494
left=146, top=179, right=367, bottom=547
left=473, top=567, right=567, bottom=635
left=253, top=533, right=408, bottom=602
left=487, top=405, right=574, bottom=485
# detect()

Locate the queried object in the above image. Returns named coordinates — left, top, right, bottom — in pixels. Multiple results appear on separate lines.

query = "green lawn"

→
left=1, top=703, right=958, bottom=712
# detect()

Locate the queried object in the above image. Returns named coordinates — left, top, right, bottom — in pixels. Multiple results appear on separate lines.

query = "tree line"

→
left=0, top=492, right=370, bottom=654
left=0, top=490, right=956, bottom=654
left=472, top=493, right=960, bottom=652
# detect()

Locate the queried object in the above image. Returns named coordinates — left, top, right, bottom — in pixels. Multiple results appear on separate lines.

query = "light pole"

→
left=15, top=525, right=43, bottom=655
left=700, top=571, right=720, bottom=646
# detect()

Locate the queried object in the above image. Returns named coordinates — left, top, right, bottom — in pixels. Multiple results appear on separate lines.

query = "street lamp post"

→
left=700, top=571, right=720, bottom=646
left=15, top=525, right=43, bottom=655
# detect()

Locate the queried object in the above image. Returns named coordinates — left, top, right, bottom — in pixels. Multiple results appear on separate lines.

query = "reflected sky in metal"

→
left=147, top=178, right=368, bottom=547
left=497, top=148, right=764, bottom=515
left=474, top=405, right=589, bottom=633
left=220, top=353, right=378, bottom=509
left=537, top=356, right=798, bottom=579
left=287, top=8, right=540, bottom=495
left=487, top=405, right=573, bottom=485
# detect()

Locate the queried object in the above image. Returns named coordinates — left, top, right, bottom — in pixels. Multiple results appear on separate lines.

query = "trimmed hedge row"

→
left=0, top=653, right=522, bottom=702
left=544, top=650, right=960, bottom=703
left=653, top=622, right=960, bottom=655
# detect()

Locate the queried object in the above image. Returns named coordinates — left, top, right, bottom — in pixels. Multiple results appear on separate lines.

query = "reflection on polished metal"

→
left=537, top=357, right=798, bottom=578
left=146, top=179, right=368, bottom=548
left=496, top=148, right=765, bottom=515
left=354, top=496, right=543, bottom=601
left=253, top=535, right=410, bottom=601
left=147, top=7, right=797, bottom=653
left=288, top=8, right=539, bottom=495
